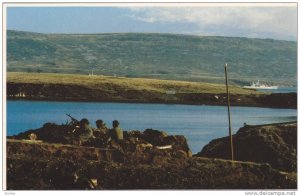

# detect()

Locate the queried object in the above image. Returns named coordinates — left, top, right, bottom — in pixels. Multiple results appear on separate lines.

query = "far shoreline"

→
left=7, top=94, right=297, bottom=109
left=7, top=72, right=297, bottom=109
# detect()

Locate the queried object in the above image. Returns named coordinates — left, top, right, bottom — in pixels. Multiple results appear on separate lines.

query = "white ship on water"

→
left=243, top=80, right=278, bottom=90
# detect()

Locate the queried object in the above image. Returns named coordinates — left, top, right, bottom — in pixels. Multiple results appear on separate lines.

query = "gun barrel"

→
left=66, top=114, right=79, bottom=123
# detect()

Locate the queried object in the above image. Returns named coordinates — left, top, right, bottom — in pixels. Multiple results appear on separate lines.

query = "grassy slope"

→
left=7, top=30, right=297, bottom=85
left=7, top=72, right=257, bottom=95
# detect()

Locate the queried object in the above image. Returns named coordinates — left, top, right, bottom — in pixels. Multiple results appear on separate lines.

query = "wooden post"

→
left=224, top=63, right=234, bottom=161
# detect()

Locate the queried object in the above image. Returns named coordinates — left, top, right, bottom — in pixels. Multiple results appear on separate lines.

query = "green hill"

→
left=7, top=30, right=297, bottom=85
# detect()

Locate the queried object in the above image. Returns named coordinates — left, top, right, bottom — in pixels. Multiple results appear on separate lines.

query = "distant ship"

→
left=243, top=80, right=278, bottom=90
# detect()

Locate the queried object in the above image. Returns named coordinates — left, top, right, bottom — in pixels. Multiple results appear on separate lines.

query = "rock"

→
left=164, top=135, right=190, bottom=152
left=172, top=150, right=188, bottom=159
left=144, top=129, right=168, bottom=137
left=197, top=122, right=297, bottom=172
left=29, top=133, right=37, bottom=140
left=187, top=150, right=193, bottom=158
left=124, top=130, right=142, bottom=138
left=141, top=129, right=168, bottom=146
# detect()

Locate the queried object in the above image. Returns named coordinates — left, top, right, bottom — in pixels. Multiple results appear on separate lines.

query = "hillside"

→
left=7, top=30, right=297, bottom=85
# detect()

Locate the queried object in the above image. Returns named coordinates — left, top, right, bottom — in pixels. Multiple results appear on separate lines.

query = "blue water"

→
left=7, top=100, right=297, bottom=153
left=256, top=87, right=297, bottom=94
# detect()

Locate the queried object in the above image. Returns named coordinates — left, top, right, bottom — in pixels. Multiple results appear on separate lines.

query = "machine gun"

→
left=66, top=114, right=81, bottom=135
left=66, top=114, right=79, bottom=126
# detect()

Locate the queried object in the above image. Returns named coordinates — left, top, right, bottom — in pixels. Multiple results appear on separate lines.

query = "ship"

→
left=243, top=80, right=278, bottom=90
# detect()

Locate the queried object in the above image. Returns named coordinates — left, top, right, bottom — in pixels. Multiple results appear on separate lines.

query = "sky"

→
left=6, top=5, right=297, bottom=41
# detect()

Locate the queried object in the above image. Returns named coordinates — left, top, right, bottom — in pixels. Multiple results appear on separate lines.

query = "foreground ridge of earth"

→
left=197, top=122, right=297, bottom=173
left=7, top=122, right=297, bottom=190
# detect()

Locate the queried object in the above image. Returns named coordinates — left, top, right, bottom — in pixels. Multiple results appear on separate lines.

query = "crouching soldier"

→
left=109, top=120, right=123, bottom=142
left=78, top=118, right=94, bottom=145
left=93, top=119, right=111, bottom=147
left=94, top=120, right=109, bottom=136
left=108, top=120, right=124, bottom=149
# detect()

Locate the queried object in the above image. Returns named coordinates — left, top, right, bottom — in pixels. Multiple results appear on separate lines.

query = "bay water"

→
left=7, top=100, right=297, bottom=153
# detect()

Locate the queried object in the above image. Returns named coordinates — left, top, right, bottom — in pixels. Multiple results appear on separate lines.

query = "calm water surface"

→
left=256, top=87, right=297, bottom=93
left=7, top=100, right=297, bottom=153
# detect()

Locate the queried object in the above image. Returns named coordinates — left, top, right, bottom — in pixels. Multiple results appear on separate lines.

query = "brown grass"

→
left=7, top=72, right=259, bottom=95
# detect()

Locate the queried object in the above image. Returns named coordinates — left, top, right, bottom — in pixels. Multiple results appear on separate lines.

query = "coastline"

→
left=7, top=89, right=297, bottom=109
left=7, top=72, right=297, bottom=109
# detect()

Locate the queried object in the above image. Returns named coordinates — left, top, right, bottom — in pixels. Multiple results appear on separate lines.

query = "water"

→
left=256, top=87, right=297, bottom=94
left=7, top=100, right=297, bottom=153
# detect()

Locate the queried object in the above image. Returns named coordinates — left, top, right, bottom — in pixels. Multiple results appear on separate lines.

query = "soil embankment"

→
left=7, top=139, right=296, bottom=190
left=6, top=122, right=297, bottom=190
left=197, top=122, right=297, bottom=172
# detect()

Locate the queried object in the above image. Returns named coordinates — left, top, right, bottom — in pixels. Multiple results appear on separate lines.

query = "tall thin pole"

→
left=224, top=63, right=234, bottom=161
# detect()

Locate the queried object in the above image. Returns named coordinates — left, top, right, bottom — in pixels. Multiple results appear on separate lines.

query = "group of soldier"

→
left=74, top=118, right=124, bottom=147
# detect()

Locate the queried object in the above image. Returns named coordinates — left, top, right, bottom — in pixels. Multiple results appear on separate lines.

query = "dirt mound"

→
left=197, top=122, right=297, bottom=172
left=7, top=155, right=296, bottom=190
left=11, top=123, right=77, bottom=144
left=10, top=124, right=192, bottom=158
left=6, top=122, right=297, bottom=189
left=7, top=140, right=120, bottom=162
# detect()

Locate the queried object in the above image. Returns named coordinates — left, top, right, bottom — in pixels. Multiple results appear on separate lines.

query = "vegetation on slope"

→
left=7, top=30, right=297, bottom=85
left=7, top=72, right=255, bottom=95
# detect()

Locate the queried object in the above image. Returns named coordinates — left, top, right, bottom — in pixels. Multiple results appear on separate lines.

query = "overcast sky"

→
left=7, top=5, right=297, bottom=41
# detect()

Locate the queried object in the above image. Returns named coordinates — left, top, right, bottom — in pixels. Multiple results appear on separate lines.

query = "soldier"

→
left=93, top=120, right=111, bottom=147
left=109, top=120, right=123, bottom=142
left=94, top=120, right=109, bottom=137
left=78, top=118, right=94, bottom=145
